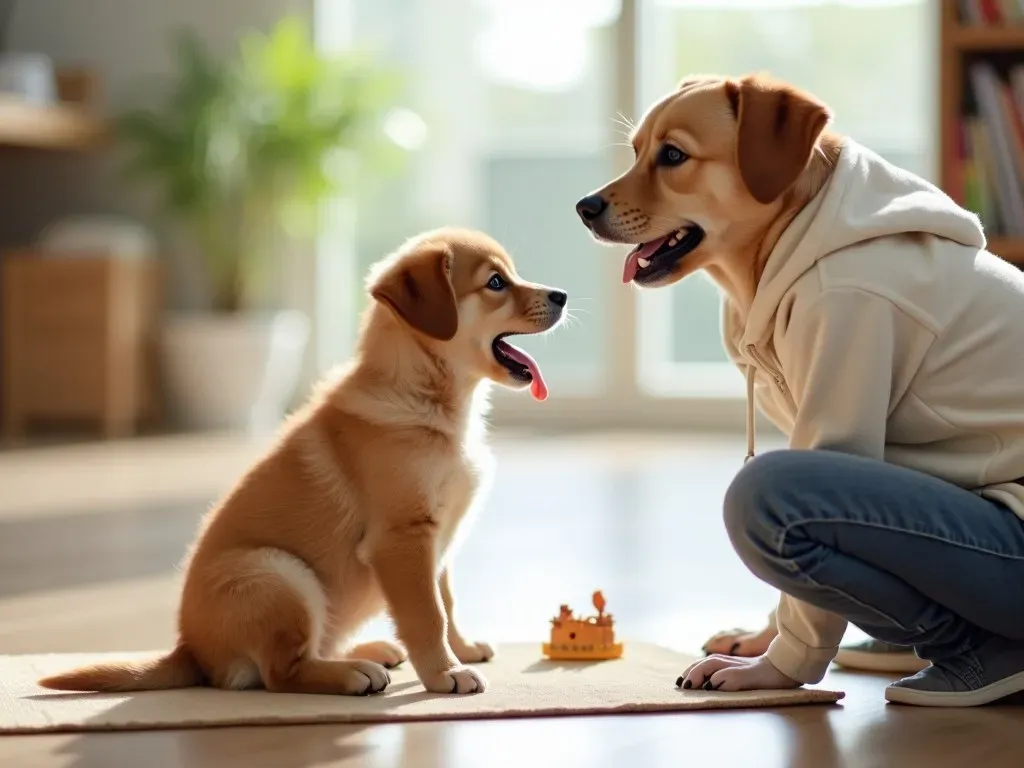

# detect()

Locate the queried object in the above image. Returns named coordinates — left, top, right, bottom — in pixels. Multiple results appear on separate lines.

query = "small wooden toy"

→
left=542, top=590, right=623, bottom=660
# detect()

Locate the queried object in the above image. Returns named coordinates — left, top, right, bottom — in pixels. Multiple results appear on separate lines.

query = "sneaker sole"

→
left=833, top=649, right=930, bottom=674
left=885, top=669, right=1024, bottom=707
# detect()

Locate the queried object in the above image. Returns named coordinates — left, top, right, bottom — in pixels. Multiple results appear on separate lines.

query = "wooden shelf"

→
left=940, top=4, right=1024, bottom=268
left=987, top=237, right=1024, bottom=264
left=0, top=95, right=106, bottom=150
left=949, top=25, right=1024, bottom=51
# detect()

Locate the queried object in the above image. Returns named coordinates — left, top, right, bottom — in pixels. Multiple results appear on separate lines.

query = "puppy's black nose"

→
left=548, top=290, right=568, bottom=307
left=575, top=194, right=608, bottom=223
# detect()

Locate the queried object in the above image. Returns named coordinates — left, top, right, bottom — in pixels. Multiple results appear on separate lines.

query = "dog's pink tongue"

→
left=501, top=344, right=548, bottom=401
left=622, top=236, right=670, bottom=284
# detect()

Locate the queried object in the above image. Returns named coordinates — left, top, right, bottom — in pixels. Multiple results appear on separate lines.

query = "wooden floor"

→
left=1, top=431, right=1022, bottom=767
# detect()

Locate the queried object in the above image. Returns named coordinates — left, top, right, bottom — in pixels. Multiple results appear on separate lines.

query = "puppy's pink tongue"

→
left=499, top=343, right=549, bottom=401
left=622, top=236, right=670, bottom=284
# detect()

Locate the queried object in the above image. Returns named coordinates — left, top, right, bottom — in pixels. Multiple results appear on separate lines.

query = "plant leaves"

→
left=115, top=15, right=414, bottom=311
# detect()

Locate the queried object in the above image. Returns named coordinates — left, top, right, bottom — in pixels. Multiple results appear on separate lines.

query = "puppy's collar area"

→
left=623, top=225, right=705, bottom=284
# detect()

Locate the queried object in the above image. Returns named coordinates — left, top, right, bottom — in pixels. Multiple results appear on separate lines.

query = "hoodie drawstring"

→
left=745, top=366, right=756, bottom=464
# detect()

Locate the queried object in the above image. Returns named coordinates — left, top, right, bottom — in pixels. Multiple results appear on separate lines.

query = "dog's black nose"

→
left=575, top=194, right=608, bottom=223
left=548, top=290, right=568, bottom=307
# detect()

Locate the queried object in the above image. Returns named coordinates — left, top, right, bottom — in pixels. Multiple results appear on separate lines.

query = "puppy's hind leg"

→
left=242, top=549, right=391, bottom=696
left=259, top=639, right=391, bottom=695
left=345, top=640, right=408, bottom=669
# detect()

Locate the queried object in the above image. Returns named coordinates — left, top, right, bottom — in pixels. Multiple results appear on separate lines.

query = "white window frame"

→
left=312, top=0, right=936, bottom=435
left=484, top=0, right=751, bottom=431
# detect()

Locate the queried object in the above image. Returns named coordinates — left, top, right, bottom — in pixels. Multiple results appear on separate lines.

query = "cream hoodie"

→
left=722, top=137, right=1024, bottom=684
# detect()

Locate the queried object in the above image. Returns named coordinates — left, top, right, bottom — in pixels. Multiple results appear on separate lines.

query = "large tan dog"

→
left=575, top=73, right=841, bottom=659
left=40, top=228, right=566, bottom=696
left=575, top=73, right=840, bottom=305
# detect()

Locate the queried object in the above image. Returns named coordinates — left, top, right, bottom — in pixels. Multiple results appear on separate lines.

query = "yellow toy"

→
left=542, top=590, right=623, bottom=660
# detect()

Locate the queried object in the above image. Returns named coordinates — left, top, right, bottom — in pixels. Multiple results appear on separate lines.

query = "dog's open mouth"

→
left=623, top=225, right=705, bottom=284
left=492, top=334, right=548, bottom=401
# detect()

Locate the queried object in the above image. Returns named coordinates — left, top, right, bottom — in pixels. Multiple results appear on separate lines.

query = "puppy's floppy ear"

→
left=371, top=244, right=458, bottom=341
left=731, top=74, right=831, bottom=205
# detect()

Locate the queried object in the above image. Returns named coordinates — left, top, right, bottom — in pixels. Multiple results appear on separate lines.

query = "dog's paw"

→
left=701, top=626, right=775, bottom=657
left=451, top=639, right=495, bottom=664
left=422, top=665, right=488, bottom=694
left=346, top=640, right=408, bottom=669
left=339, top=659, right=391, bottom=695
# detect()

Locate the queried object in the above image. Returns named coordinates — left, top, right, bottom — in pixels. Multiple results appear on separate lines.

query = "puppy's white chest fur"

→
left=433, top=434, right=495, bottom=559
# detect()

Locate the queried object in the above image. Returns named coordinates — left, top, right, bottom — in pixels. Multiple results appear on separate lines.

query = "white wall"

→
left=1, top=0, right=315, bottom=312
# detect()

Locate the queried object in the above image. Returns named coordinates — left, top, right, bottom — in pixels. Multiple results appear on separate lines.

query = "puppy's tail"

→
left=38, top=643, right=203, bottom=692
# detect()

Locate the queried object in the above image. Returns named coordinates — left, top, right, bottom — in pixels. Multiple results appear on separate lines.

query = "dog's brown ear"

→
left=734, top=74, right=831, bottom=204
left=371, top=245, right=458, bottom=341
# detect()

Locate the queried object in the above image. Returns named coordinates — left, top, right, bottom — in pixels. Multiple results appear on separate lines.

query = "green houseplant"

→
left=118, top=17, right=403, bottom=431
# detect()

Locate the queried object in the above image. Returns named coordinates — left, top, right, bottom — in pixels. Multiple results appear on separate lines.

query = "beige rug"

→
left=0, top=643, right=844, bottom=734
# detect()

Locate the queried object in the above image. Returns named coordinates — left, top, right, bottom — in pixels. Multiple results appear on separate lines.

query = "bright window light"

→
left=473, top=0, right=620, bottom=92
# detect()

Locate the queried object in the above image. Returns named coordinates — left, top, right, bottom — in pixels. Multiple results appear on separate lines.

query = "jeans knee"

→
left=723, top=451, right=796, bottom=565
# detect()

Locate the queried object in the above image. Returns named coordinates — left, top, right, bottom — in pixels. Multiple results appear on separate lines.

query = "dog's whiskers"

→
left=560, top=316, right=583, bottom=334
left=611, top=112, right=636, bottom=138
left=601, top=140, right=634, bottom=153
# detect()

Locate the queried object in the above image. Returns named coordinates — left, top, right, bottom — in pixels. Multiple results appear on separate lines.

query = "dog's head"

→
left=576, top=73, right=832, bottom=288
left=367, top=228, right=566, bottom=400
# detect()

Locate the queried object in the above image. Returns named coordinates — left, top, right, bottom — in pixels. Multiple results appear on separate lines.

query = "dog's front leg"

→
left=369, top=523, right=487, bottom=694
left=440, top=566, right=494, bottom=663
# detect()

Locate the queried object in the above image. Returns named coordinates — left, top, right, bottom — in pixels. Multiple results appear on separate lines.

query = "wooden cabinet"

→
left=1, top=254, right=161, bottom=438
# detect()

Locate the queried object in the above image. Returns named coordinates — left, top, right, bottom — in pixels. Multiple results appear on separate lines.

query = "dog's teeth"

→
left=637, top=257, right=651, bottom=268
left=668, top=238, right=678, bottom=247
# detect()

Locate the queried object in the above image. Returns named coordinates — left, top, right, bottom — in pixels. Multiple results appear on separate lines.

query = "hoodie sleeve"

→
left=764, top=287, right=908, bottom=684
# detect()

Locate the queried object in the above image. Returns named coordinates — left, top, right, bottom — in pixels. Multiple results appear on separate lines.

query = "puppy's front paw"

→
left=451, top=639, right=495, bottom=664
left=346, top=640, right=408, bottom=669
left=340, top=660, right=391, bottom=695
left=422, top=665, right=488, bottom=694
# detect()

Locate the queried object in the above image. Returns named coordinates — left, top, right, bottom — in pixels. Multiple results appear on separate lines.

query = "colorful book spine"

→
left=963, top=63, right=1024, bottom=235
left=1000, top=0, right=1021, bottom=22
left=961, top=0, right=1024, bottom=23
left=979, top=0, right=1004, bottom=24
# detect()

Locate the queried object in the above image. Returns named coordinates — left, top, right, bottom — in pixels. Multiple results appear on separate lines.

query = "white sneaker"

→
left=833, top=639, right=929, bottom=674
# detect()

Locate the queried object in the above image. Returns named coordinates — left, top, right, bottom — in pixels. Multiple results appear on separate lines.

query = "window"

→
left=637, top=0, right=934, bottom=401
left=317, top=0, right=935, bottom=429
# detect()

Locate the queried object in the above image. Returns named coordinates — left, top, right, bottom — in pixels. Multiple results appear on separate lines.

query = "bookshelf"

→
left=940, top=0, right=1024, bottom=266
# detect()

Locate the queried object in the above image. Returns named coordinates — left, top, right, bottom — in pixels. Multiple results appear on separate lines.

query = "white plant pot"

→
left=161, top=311, right=311, bottom=433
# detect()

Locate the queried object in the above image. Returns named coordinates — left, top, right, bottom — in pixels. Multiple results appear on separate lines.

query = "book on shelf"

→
left=951, top=61, right=1024, bottom=237
left=959, top=0, right=1024, bottom=25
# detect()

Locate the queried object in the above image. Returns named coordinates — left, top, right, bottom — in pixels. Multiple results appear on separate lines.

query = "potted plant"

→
left=118, top=17, right=403, bottom=432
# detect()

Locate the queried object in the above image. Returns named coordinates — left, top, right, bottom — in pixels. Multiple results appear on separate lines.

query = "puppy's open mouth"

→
left=623, top=225, right=705, bottom=285
left=492, top=333, right=548, bottom=401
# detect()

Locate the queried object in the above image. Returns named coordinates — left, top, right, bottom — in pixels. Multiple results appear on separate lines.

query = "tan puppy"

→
left=576, top=73, right=841, bottom=308
left=40, top=228, right=567, bottom=696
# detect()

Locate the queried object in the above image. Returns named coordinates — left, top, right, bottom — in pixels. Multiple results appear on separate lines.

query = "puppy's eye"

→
left=657, top=144, right=688, bottom=167
left=487, top=273, right=508, bottom=291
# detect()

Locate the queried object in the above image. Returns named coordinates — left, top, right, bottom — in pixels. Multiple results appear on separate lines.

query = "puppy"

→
left=40, top=227, right=567, bottom=696
left=575, top=73, right=840, bottom=304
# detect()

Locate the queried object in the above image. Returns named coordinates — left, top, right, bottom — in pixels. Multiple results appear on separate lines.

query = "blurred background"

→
left=0, top=0, right=932, bottom=661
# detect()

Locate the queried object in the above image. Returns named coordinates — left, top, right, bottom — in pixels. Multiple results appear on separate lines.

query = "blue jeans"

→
left=725, top=450, right=1024, bottom=666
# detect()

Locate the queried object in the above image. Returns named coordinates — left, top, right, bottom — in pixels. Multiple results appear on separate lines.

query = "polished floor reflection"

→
left=1, top=431, right=1021, bottom=768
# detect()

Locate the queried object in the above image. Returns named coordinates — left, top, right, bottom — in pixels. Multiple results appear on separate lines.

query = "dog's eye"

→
left=487, top=273, right=508, bottom=291
left=657, top=144, right=688, bottom=167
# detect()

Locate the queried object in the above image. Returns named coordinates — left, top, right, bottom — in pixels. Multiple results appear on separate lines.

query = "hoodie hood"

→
left=732, top=137, right=987, bottom=466
left=740, top=137, right=986, bottom=349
